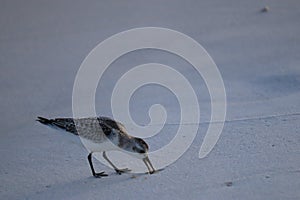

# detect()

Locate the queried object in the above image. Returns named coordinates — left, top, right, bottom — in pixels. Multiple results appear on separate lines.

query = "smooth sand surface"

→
left=1, top=0, right=299, bottom=199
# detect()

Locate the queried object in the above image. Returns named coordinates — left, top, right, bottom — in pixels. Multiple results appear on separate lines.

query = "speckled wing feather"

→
left=37, top=116, right=129, bottom=142
left=97, top=117, right=128, bottom=134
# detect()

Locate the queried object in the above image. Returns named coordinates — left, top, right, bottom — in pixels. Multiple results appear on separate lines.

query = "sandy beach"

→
left=1, top=0, right=299, bottom=199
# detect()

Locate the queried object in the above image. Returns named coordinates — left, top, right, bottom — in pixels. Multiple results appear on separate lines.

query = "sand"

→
left=0, top=0, right=299, bottom=199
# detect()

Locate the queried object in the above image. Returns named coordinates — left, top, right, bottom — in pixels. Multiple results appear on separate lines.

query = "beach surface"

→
left=0, top=0, right=300, bottom=199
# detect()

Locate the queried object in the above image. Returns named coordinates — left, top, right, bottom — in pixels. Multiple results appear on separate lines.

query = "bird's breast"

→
left=80, top=137, right=118, bottom=152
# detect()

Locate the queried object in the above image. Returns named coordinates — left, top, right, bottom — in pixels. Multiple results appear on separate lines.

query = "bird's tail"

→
left=36, top=116, right=78, bottom=135
left=36, top=116, right=52, bottom=125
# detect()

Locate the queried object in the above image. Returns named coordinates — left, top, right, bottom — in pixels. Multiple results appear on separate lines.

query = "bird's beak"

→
left=143, top=156, right=155, bottom=174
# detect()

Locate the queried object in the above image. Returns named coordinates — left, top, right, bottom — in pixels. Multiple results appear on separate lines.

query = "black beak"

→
left=143, top=156, right=155, bottom=174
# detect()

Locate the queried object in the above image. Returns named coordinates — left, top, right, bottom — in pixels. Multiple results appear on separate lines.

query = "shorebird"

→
left=37, top=116, right=156, bottom=178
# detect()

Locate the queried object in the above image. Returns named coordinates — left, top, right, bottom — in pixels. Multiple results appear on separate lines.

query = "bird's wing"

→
left=37, top=116, right=128, bottom=139
left=97, top=117, right=128, bottom=133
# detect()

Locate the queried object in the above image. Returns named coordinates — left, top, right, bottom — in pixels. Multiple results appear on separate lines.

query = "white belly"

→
left=80, top=137, right=118, bottom=152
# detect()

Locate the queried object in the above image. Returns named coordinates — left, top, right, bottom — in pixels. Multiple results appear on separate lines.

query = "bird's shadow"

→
left=25, top=174, right=131, bottom=199
left=26, top=169, right=164, bottom=199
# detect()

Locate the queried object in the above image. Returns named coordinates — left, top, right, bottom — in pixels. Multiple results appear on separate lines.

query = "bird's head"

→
left=126, top=137, right=155, bottom=174
left=132, top=138, right=148, bottom=154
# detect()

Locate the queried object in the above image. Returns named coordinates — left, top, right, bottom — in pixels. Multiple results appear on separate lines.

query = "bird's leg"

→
left=87, top=152, right=108, bottom=178
left=143, top=159, right=152, bottom=173
left=143, top=156, right=156, bottom=174
left=102, top=151, right=131, bottom=175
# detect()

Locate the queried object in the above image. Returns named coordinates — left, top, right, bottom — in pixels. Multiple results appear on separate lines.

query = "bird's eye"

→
left=132, top=146, right=145, bottom=154
left=138, top=149, right=146, bottom=154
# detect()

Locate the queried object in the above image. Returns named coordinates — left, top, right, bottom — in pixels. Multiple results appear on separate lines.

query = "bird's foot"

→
left=93, top=171, right=108, bottom=178
left=148, top=170, right=156, bottom=174
left=115, top=168, right=131, bottom=175
left=148, top=168, right=164, bottom=174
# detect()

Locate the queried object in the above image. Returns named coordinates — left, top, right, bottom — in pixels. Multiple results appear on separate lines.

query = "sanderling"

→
left=37, top=116, right=156, bottom=178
